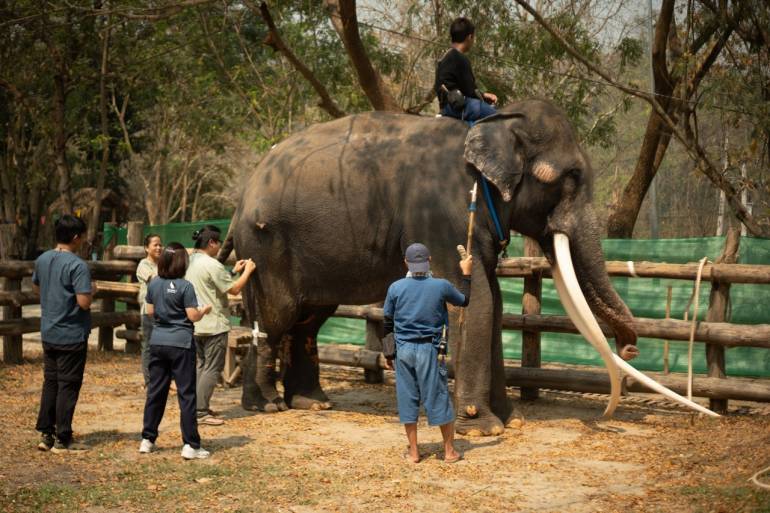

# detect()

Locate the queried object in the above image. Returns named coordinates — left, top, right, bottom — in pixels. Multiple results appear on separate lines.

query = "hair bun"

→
left=192, top=230, right=201, bottom=240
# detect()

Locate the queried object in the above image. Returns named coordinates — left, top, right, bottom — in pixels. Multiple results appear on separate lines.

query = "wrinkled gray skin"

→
left=224, top=99, right=637, bottom=436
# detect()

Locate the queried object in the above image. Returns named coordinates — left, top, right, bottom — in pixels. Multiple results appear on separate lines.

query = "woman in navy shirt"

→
left=140, top=242, right=212, bottom=459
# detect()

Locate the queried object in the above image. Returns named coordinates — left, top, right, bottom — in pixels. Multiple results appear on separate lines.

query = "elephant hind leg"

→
left=241, top=333, right=289, bottom=413
left=283, top=305, right=337, bottom=411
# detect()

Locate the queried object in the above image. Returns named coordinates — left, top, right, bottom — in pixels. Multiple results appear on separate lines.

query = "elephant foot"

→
left=455, top=407, right=505, bottom=437
left=242, top=386, right=288, bottom=413
left=287, top=388, right=333, bottom=411
left=263, top=397, right=289, bottom=413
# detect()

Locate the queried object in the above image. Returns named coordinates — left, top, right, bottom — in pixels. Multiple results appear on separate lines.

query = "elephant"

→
left=222, top=99, right=643, bottom=436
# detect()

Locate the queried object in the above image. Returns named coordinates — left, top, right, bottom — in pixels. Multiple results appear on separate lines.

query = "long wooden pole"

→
left=459, top=182, right=478, bottom=326
left=310, top=346, right=770, bottom=403
left=496, top=257, right=770, bottom=284
left=465, top=181, right=478, bottom=256
left=332, top=305, right=770, bottom=349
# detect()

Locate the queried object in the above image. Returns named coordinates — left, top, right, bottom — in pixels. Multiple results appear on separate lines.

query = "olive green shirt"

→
left=185, top=252, right=234, bottom=336
left=136, top=258, right=158, bottom=316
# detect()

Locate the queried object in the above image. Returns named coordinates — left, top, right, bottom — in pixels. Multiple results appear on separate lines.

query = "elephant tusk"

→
left=553, top=233, right=721, bottom=419
left=611, top=354, right=719, bottom=417
left=552, top=233, right=621, bottom=419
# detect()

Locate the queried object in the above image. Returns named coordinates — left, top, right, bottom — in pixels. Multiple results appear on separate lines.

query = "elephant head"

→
left=464, top=99, right=639, bottom=417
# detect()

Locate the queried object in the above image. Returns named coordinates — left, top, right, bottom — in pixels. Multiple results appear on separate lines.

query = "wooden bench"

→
left=223, top=327, right=254, bottom=387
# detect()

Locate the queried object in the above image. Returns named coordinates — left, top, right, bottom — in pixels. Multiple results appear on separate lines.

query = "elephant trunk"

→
left=566, top=204, right=637, bottom=354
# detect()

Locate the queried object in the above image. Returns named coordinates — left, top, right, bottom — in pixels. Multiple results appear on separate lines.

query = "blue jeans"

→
left=395, top=341, right=454, bottom=426
left=442, top=97, right=497, bottom=125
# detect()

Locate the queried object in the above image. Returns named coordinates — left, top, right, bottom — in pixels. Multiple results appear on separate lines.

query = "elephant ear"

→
left=463, top=113, right=525, bottom=202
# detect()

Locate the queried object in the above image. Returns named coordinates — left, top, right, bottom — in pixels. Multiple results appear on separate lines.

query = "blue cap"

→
left=405, top=243, right=430, bottom=273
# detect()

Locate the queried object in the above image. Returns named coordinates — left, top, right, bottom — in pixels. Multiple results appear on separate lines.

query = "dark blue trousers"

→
left=142, top=344, right=200, bottom=449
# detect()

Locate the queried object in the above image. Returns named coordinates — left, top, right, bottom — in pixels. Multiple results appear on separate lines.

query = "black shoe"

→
left=37, top=433, right=55, bottom=451
left=50, top=440, right=90, bottom=454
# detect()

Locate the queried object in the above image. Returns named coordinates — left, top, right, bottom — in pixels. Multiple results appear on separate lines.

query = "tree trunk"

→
left=325, top=0, right=401, bottom=111
left=606, top=0, right=675, bottom=238
left=52, top=72, right=73, bottom=214
left=86, top=13, right=112, bottom=258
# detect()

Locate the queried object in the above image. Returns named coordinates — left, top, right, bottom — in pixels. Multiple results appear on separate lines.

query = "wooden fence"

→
left=2, top=226, right=770, bottom=413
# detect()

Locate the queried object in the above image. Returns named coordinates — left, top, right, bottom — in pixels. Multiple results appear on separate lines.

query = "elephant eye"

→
left=565, top=168, right=582, bottom=180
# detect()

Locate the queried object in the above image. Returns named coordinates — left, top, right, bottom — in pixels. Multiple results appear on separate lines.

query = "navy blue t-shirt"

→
left=146, top=278, right=198, bottom=348
left=32, top=249, right=92, bottom=345
left=384, top=276, right=466, bottom=345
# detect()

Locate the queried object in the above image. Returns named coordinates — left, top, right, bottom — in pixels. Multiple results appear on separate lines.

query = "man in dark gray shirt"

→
left=32, top=215, right=93, bottom=453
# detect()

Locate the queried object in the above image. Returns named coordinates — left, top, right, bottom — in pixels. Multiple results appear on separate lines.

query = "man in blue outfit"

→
left=383, top=243, right=472, bottom=464
left=434, top=17, right=497, bottom=123
left=32, top=215, right=94, bottom=453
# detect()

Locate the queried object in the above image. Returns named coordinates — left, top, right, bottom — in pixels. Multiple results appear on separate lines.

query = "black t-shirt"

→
left=434, top=48, right=480, bottom=107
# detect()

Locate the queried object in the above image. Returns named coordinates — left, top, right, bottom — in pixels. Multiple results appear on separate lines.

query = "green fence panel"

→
left=106, top=220, right=770, bottom=377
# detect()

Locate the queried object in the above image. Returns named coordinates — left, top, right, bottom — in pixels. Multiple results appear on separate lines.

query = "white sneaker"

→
left=139, top=439, right=155, bottom=454
left=181, top=444, right=210, bottom=460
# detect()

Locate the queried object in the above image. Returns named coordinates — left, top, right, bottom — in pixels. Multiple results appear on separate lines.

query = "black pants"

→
left=142, top=344, right=200, bottom=449
left=36, top=342, right=88, bottom=444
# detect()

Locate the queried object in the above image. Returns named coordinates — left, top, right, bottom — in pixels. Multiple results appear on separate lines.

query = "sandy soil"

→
left=1, top=340, right=769, bottom=513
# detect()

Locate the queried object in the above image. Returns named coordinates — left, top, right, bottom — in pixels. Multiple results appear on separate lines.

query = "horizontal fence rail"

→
left=3, top=240, right=770, bottom=409
left=497, top=257, right=770, bottom=284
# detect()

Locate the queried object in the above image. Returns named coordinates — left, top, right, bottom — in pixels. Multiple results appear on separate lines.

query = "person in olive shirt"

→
left=33, top=215, right=94, bottom=454
left=136, top=233, right=162, bottom=387
left=434, top=17, right=498, bottom=123
left=185, top=225, right=256, bottom=426
left=140, top=242, right=212, bottom=459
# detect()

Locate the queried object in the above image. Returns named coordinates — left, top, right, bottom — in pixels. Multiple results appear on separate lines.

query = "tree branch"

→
left=512, top=0, right=768, bottom=238
left=84, top=0, right=219, bottom=21
left=325, top=0, right=401, bottom=111
left=244, top=1, right=345, bottom=119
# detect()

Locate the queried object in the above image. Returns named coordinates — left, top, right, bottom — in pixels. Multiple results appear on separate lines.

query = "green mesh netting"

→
left=106, top=222, right=770, bottom=377
left=103, top=219, right=231, bottom=249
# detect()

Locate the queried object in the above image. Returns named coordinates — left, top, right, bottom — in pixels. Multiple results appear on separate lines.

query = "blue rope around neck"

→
left=479, top=177, right=508, bottom=252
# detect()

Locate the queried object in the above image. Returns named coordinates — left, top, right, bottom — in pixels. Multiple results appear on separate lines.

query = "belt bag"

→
left=446, top=89, right=466, bottom=111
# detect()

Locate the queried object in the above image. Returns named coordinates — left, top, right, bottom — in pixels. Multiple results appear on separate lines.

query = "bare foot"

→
left=444, top=448, right=463, bottom=463
left=402, top=448, right=420, bottom=464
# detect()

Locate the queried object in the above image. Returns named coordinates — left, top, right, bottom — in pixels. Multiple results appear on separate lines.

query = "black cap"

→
left=405, top=243, right=430, bottom=273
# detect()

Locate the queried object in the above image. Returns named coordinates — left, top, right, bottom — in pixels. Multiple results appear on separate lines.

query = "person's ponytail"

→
left=192, top=225, right=222, bottom=249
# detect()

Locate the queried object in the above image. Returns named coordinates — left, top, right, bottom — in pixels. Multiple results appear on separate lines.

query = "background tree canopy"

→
left=1, top=0, right=768, bottom=258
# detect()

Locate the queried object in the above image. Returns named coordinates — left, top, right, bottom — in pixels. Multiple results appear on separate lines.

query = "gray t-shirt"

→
left=32, top=249, right=92, bottom=345
left=146, top=278, right=198, bottom=348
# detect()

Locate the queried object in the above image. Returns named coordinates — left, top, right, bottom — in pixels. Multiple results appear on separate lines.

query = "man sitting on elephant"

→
left=383, top=243, right=472, bottom=464
left=434, top=17, right=498, bottom=124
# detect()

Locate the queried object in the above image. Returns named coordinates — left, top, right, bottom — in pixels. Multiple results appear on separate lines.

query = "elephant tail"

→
left=217, top=220, right=236, bottom=264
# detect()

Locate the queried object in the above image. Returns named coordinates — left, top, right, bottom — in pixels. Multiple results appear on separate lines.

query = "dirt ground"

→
left=1, top=340, right=769, bottom=513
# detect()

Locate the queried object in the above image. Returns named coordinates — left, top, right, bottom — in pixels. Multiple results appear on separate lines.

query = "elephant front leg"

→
left=452, top=268, right=506, bottom=436
left=241, top=337, right=288, bottom=413
left=282, top=307, right=335, bottom=411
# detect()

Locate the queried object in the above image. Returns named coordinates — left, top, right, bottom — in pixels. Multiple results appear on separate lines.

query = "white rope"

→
left=749, top=466, right=770, bottom=490
left=687, top=258, right=708, bottom=402
left=626, top=260, right=639, bottom=277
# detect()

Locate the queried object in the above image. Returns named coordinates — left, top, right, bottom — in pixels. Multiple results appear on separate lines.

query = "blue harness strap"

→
left=479, top=177, right=508, bottom=254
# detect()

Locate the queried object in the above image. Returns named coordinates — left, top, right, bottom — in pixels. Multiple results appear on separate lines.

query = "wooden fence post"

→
left=1, top=224, right=23, bottom=364
left=123, top=222, right=143, bottom=354
left=2, top=277, right=23, bottom=364
left=521, top=237, right=542, bottom=400
left=705, top=227, right=740, bottom=414
left=364, top=316, right=384, bottom=384
left=98, top=222, right=117, bottom=351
